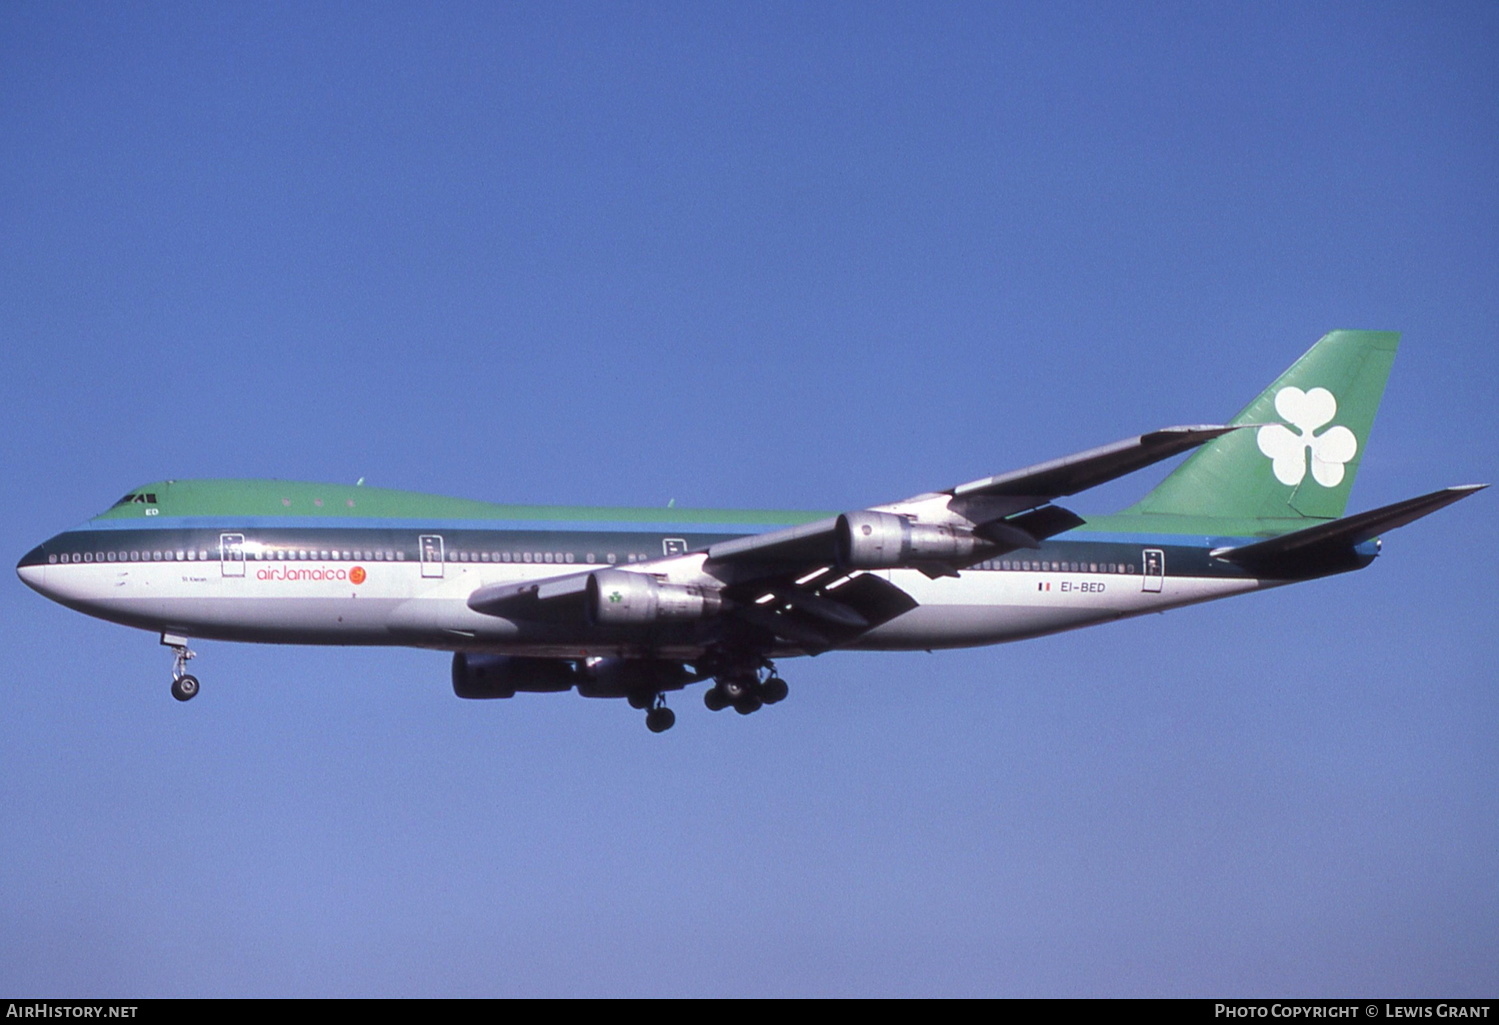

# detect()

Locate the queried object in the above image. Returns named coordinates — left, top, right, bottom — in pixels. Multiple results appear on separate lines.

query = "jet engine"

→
left=451, top=653, right=577, bottom=699
left=835, top=510, right=981, bottom=569
left=576, top=657, right=698, bottom=698
left=586, top=569, right=722, bottom=625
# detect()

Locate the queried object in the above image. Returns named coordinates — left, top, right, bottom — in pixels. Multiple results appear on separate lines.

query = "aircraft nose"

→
left=17, top=543, right=50, bottom=595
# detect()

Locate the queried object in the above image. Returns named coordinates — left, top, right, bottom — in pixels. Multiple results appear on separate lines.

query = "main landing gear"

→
left=162, top=633, right=199, bottom=702
left=703, top=661, right=789, bottom=716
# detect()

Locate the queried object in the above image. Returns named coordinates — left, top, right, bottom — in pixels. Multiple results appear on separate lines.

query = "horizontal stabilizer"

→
left=1210, top=484, right=1487, bottom=576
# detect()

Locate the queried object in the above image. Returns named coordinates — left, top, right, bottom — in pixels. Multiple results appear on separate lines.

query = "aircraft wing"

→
left=689, top=424, right=1240, bottom=651
left=467, top=424, right=1241, bottom=654
left=464, top=560, right=917, bottom=655
left=705, top=425, right=1239, bottom=571
left=946, top=424, right=1241, bottom=499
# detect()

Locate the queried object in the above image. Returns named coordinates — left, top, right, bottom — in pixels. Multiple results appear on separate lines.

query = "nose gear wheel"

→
left=162, top=634, right=200, bottom=702
left=644, top=693, right=676, bottom=733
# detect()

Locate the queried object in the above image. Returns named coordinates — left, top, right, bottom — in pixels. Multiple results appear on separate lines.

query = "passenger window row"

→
left=49, top=548, right=1139, bottom=573
left=48, top=548, right=410, bottom=564
left=979, top=559, right=1137, bottom=574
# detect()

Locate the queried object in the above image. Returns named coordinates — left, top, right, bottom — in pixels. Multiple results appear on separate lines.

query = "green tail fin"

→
left=1120, top=330, right=1400, bottom=521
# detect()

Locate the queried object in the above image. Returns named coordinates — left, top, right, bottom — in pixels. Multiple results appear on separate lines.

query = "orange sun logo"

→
left=350, top=566, right=366, bottom=585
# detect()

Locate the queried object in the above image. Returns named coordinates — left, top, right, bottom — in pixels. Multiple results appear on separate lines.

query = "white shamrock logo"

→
left=1256, top=387, right=1358, bottom=487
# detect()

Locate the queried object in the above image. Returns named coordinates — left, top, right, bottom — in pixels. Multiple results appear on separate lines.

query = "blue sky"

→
left=2, top=1, right=1495, bottom=997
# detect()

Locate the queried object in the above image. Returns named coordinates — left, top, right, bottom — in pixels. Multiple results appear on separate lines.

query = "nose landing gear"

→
left=162, top=633, right=199, bottom=702
left=644, top=693, right=676, bottom=733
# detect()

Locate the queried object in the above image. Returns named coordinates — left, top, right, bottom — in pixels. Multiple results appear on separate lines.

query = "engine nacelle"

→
left=836, top=510, right=981, bottom=569
left=451, top=653, right=577, bottom=699
left=586, top=569, right=722, bottom=626
left=576, top=657, right=696, bottom=698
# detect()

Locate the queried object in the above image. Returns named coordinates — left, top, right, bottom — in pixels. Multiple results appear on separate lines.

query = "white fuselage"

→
left=18, top=541, right=1263, bottom=659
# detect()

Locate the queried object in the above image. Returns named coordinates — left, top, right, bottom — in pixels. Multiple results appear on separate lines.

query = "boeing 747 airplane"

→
left=17, top=331, right=1483, bottom=731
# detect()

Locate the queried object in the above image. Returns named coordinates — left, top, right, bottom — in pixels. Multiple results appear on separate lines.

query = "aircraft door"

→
left=1142, top=548, right=1164, bottom=593
left=221, top=533, right=246, bottom=577
left=420, top=534, right=445, bottom=578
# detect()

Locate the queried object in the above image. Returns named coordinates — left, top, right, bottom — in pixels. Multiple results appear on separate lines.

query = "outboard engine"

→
left=836, top=510, right=980, bottom=569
